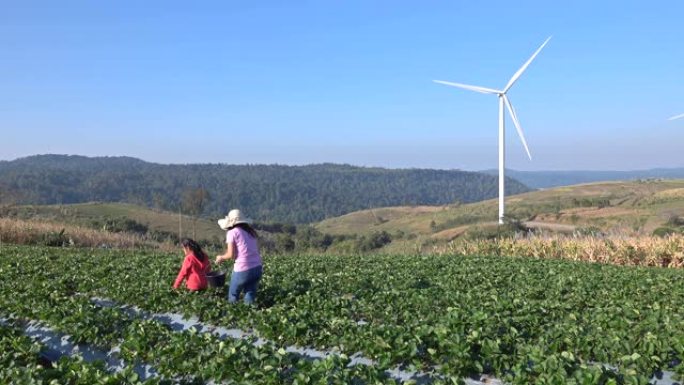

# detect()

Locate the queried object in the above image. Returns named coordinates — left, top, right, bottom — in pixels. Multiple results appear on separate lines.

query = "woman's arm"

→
left=215, top=242, right=235, bottom=265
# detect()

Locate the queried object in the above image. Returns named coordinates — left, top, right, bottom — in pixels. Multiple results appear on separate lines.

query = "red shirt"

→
left=173, top=252, right=210, bottom=291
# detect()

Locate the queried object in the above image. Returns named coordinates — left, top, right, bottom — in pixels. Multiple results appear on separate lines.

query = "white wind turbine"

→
left=434, top=36, right=551, bottom=224
left=668, top=113, right=684, bottom=121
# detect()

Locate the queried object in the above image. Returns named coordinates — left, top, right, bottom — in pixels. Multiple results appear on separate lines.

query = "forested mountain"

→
left=481, top=168, right=684, bottom=189
left=0, top=155, right=531, bottom=223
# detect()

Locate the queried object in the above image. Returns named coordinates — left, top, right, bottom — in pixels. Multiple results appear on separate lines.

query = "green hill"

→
left=0, top=154, right=531, bottom=224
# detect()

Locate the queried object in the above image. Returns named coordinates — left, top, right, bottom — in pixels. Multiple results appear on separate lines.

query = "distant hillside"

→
left=316, top=179, right=684, bottom=249
left=0, top=155, right=531, bottom=223
left=481, top=168, right=684, bottom=189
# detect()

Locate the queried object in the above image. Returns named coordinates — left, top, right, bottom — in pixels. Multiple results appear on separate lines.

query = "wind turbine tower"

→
left=434, top=36, right=551, bottom=224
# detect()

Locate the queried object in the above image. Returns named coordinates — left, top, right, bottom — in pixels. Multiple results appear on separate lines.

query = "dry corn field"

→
left=0, top=217, right=152, bottom=249
left=443, top=234, right=684, bottom=268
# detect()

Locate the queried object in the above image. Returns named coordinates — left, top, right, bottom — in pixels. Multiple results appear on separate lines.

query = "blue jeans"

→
left=228, top=265, right=262, bottom=304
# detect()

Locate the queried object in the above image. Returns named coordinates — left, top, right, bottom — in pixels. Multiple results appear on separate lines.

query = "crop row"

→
left=2, top=245, right=684, bottom=384
left=443, top=235, right=684, bottom=268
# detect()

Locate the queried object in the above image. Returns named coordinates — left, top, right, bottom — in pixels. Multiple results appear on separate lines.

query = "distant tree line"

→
left=0, top=155, right=531, bottom=223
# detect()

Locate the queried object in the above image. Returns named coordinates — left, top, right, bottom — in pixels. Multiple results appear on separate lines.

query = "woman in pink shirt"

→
left=215, top=209, right=263, bottom=304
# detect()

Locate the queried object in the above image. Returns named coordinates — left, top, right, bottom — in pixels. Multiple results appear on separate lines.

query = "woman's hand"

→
left=217, top=244, right=235, bottom=265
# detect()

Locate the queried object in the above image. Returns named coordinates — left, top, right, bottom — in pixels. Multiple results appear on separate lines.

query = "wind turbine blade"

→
left=503, top=36, right=552, bottom=93
left=668, top=113, right=684, bottom=121
left=433, top=80, right=501, bottom=94
left=503, top=95, right=532, bottom=160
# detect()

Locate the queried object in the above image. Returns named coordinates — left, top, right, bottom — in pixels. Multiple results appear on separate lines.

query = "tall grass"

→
left=442, top=234, right=684, bottom=268
left=0, top=217, right=165, bottom=249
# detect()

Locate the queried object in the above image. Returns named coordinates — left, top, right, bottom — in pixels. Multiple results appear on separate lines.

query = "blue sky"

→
left=1, top=1, right=683, bottom=170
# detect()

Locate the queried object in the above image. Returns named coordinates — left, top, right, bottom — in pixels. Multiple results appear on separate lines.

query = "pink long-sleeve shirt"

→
left=226, top=228, right=262, bottom=272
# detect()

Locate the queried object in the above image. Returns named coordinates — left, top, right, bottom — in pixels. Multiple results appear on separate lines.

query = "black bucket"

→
left=206, top=271, right=226, bottom=288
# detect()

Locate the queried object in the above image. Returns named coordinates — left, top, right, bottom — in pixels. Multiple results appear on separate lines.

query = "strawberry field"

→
left=1, top=245, right=683, bottom=384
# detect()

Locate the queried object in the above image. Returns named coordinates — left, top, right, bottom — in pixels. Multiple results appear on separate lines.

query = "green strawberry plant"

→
left=1, top=245, right=683, bottom=384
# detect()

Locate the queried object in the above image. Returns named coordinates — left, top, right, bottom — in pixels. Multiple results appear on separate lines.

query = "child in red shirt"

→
left=173, top=238, right=211, bottom=291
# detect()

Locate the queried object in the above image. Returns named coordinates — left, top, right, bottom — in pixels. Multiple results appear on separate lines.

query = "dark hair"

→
left=231, top=223, right=258, bottom=239
left=181, top=238, right=207, bottom=261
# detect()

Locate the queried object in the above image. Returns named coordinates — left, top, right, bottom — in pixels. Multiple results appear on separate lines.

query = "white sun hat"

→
left=217, top=209, right=252, bottom=230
